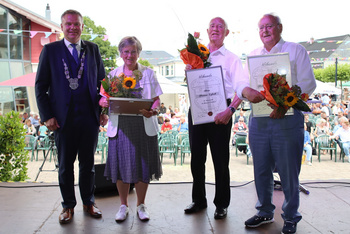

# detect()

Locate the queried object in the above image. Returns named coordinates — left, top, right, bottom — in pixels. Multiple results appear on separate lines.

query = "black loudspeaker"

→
left=94, top=164, right=134, bottom=194
left=94, top=163, right=117, bottom=194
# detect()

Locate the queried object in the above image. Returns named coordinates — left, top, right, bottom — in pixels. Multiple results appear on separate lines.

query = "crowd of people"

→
left=20, top=111, right=49, bottom=148
left=305, top=93, right=350, bottom=164
left=158, top=103, right=189, bottom=134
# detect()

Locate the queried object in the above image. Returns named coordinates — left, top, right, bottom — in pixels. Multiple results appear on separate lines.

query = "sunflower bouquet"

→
left=260, top=73, right=310, bottom=118
left=179, top=32, right=211, bottom=81
left=100, top=70, right=143, bottom=114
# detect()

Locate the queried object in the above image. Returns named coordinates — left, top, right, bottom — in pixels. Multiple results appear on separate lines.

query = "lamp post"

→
left=335, top=57, right=338, bottom=87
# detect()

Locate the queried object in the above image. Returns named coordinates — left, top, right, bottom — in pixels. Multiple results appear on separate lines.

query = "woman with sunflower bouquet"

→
left=99, top=36, right=163, bottom=222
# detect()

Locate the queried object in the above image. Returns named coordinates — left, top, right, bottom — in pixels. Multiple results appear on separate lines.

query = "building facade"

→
left=0, top=0, right=60, bottom=114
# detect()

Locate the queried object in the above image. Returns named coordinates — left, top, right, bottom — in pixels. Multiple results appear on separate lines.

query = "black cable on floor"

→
left=1, top=180, right=349, bottom=189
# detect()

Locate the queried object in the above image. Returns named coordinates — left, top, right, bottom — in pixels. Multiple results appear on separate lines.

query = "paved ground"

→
left=26, top=145, right=349, bottom=184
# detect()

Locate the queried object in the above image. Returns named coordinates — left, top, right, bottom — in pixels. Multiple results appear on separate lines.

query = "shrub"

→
left=0, top=111, right=29, bottom=181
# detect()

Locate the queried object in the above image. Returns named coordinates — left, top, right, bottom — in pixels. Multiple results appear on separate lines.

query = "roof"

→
left=139, top=51, right=174, bottom=66
left=157, top=56, right=183, bottom=65
left=0, top=0, right=61, bottom=32
left=299, top=34, right=350, bottom=60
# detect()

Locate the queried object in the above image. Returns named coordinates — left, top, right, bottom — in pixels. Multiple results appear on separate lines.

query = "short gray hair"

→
left=261, top=13, right=282, bottom=25
left=209, top=17, right=228, bottom=30
left=118, top=36, right=142, bottom=55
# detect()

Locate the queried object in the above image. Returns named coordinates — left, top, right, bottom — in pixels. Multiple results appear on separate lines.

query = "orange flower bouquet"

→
left=260, top=73, right=310, bottom=118
left=179, top=32, right=211, bottom=81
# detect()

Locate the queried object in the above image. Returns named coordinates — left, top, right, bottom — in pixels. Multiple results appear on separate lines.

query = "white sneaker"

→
left=307, top=161, right=312, bottom=166
left=115, top=205, right=129, bottom=222
left=137, top=204, right=150, bottom=221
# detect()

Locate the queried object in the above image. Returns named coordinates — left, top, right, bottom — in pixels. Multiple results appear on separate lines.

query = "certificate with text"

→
left=247, top=53, right=293, bottom=117
left=186, top=66, right=227, bottom=125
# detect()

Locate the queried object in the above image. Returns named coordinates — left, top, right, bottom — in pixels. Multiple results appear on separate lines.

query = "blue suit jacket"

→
left=35, top=40, right=105, bottom=128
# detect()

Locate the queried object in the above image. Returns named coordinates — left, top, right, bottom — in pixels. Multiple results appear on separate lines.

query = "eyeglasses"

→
left=121, top=50, right=138, bottom=56
left=258, top=24, right=279, bottom=31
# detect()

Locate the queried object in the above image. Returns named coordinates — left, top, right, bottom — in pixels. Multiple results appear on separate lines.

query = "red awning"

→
left=0, top=72, right=36, bottom=87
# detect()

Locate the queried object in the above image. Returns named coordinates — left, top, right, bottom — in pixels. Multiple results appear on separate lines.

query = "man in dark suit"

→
left=35, top=9, right=107, bottom=224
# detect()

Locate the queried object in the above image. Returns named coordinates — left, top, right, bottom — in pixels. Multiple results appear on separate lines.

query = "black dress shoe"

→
left=282, top=221, right=297, bottom=233
left=184, top=202, right=207, bottom=214
left=214, top=207, right=227, bottom=219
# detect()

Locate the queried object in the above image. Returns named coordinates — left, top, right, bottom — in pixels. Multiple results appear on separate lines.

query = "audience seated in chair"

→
left=234, top=109, right=247, bottom=124
left=312, top=118, right=330, bottom=155
left=330, top=120, right=350, bottom=163
left=160, top=118, right=172, bottom=134
left=177, top=117, right=188, bottom=133
left=24, top=119, right=36, bottom=136
left=303, top=123, right=313, bottom=166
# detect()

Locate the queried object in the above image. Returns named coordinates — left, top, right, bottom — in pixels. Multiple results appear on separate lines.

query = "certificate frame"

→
left=109, top=97, right=153, bottom=116
left=247, top=53, right=293, bottom=117
left=186, top=66, right=227, bottom=125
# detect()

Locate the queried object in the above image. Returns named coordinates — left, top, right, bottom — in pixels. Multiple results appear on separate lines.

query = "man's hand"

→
left=185, top=64, right=192, bottom=71
left=214, top=108, right=233, bottom=125
left=45, top=117, right=60, bottom=131
left=100, top=114, right=108, bottom=126
left=269, top=106, right=288, bottom=119
left=140, top=109, right=157, bottom=118
left=242, top=87, right=265, bottom=103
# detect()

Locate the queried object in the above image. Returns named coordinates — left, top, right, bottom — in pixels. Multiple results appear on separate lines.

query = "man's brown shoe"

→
left=59, top=208, right=74, bottom=224
left=83, top=204, right=102, bottom=218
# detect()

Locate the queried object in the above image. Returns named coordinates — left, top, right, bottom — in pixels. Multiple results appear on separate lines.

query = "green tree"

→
left=138, top=58, right=154, bottom=69
left=81, top=16, right=118, bottom=74
left=313, top=68, right=323, bottom=81
left=314, top=64, right=350, bottom=83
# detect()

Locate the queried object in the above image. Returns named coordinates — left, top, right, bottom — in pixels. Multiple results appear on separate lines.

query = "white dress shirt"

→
left=242, top=38, right=316, bottom=97
left=63, top=38, right=81, bottom=57
left=207, top=45, right=245, bottom=99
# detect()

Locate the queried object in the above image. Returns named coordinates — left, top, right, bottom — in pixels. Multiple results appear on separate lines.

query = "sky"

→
left=9, top=0, right=350, bottom=57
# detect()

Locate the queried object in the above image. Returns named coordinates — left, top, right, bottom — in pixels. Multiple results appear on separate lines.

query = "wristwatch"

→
left=229, top=106, right=236, bottom=113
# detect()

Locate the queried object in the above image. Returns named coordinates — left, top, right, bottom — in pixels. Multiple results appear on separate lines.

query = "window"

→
left=0, top=7, right=7, bottom=32
left=10, top=61, right=23, bottom=78
left=10, top=34, right=22, bottom=59
left=0, top=61, right=10, bottom=82
left=8, top=11, right=20, bottom=30
left=0, top=87, right=15, bottom=114
left=166, top=65, right=169, bottom=76
left=0, top=34, right=8, bottom=59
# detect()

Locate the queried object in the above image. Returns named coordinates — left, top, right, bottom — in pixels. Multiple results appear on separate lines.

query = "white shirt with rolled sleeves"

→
left=207, top=44, right=246, bottom=99
left=239, top=38, right=316, bottom=97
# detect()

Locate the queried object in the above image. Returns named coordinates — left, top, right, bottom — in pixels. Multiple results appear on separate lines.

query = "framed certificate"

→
left=247, top=53, right=293, bottom=117
left=109, top=97, right=153, bottom=116
left=186, top=66, right=227, bottom=125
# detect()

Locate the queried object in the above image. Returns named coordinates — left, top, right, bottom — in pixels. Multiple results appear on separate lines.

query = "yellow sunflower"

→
left=284, top=92, right=298, bottom=107
left=122, top=77, right=136, bottom=89
left=198, top=43, right=210, bottom=55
